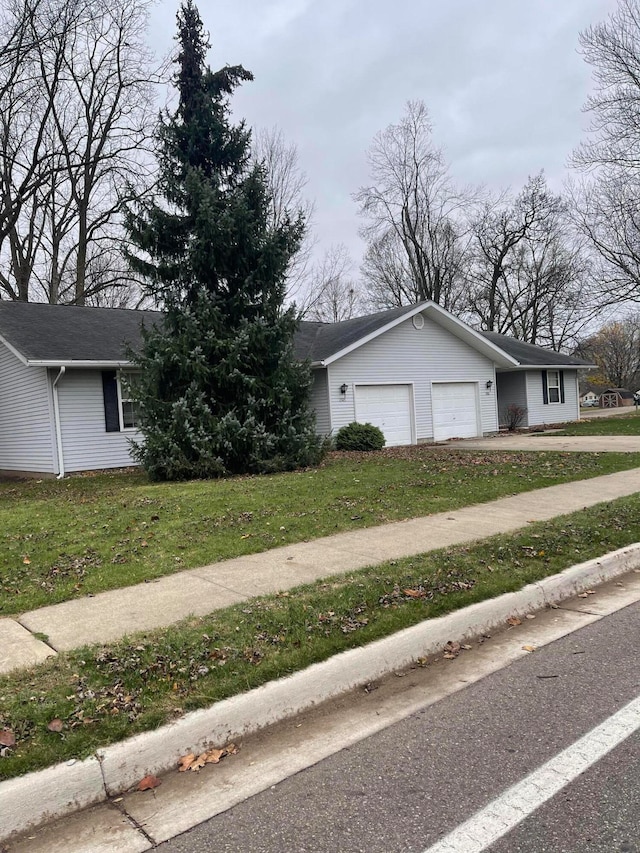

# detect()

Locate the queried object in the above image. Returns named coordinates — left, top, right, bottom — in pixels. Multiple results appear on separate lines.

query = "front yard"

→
left=3, top=446, right=640, bottom=614
left=1, top=491, right=640, bottom=782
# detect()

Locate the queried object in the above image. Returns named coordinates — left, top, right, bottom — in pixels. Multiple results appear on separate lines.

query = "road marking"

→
left=423, top=693, right=640, bottom=853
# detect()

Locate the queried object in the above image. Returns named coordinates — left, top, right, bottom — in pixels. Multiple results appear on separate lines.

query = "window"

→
left=547, top=370, right=561, bottom=404
left=542, top=369, right=565, bottom=406
left=118, top=372, right=141, bottom=430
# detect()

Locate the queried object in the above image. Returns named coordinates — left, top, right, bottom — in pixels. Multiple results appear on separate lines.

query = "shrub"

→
left=502, top=403, right=527, bottom=431
left=335, top=422, right=385, bottom=451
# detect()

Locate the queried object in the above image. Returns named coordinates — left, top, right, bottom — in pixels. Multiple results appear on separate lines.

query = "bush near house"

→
left=335, top=422, right=386, bottom=451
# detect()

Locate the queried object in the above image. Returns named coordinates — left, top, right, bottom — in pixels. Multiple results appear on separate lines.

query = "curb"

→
left=2, top=543, right=640, bottom=842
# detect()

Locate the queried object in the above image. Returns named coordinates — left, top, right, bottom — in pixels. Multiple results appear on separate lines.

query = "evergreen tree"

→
left=125, top=0, right=321, bottom=480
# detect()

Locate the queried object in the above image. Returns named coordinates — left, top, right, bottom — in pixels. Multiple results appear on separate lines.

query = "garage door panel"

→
left=432, top=382, right=479, bottom=441
left=355, top=385, right=412, bottom=447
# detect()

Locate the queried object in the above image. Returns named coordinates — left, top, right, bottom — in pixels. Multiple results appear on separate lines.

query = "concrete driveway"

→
left=457, top=434, right=640, bottom=452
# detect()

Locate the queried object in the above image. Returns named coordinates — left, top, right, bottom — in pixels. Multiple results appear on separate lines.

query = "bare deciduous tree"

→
left=301, top=243, right=362, bottom=322
left=0, top=0, right=163, bottom=305
left=252, top=125, right=315, bottom=304
left=467, top=174, right=593, bottom=349
left=571, top=0, right=640, bottom=305
left=355, top=100, right=475, bottom=312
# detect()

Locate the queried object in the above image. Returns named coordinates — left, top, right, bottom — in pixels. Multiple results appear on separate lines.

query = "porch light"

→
left=339, top=383, right=348, bottom=396
left=486, top=380, right=493, bottom=390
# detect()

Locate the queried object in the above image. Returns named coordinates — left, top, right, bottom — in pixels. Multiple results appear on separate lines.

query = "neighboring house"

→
left=580, top=391, right=599, bottom=406
left=0, top=300, right=593, bottom=476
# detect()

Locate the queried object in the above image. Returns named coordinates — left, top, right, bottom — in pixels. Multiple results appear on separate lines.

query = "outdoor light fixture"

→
left=339, top=383, right=348, bottom=396
left=486, top=380, right=493, bottom=390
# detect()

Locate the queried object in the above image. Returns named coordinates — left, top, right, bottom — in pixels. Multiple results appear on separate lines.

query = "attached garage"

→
left=432, top=382, right=480, bottom=442
left=355, top=383, right=413, bottom=446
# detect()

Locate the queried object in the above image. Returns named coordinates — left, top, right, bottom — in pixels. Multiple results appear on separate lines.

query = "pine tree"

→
left=125, top=0, right=321, bottom=480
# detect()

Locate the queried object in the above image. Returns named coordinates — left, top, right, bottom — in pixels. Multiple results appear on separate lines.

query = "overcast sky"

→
left=147, top=0, right=620, bottom=272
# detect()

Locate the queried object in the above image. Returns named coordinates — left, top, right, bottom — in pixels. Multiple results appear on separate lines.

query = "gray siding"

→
left=57, top=369, right=140, bottom=472
left=525, top=369, right=580, bottom=426
left=0, top=345, right=56, bottom=473
left=496, top=372, right=529, bottom=427
left=309, top=368, right=331, bottom=436
left=327, top=315, right=498, bottom=441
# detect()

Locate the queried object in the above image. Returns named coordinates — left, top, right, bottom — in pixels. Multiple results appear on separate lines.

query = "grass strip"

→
left=2, top=448, right=640, bottom=614
left=548, top=412, right=640, bottom=436
left=2, top=492, right=640, bottom=782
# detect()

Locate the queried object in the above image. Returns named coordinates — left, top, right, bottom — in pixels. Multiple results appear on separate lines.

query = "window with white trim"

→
left=547, top=370, right=561, bottom=404
left=118, top=372, right=142, bottom=430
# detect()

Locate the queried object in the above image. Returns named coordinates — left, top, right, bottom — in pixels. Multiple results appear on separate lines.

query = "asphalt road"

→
left=158, top=601, right=640, bottom=853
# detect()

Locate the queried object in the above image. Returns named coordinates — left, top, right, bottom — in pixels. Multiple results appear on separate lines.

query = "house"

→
left=580, top=391, right=599, bottom=406
left=0, top=300, right=593, bottom=476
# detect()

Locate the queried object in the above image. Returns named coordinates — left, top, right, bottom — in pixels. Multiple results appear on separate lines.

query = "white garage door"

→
left=355, top=384, right=413, bottom=446
left=432, top=382, right=479, bottom=441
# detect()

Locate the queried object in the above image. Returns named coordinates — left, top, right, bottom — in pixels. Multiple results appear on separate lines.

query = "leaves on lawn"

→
left=137, top=774, right=161, bottom=791
left=46, top=718, right=64, bottom=733
left=178, top=743, right=239, bottom=772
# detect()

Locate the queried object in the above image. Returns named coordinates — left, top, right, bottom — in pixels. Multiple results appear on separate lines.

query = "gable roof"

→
left=295, top=302, right=519, bottom=368
left=0, top=301, right=160, bottom=366
left=479, top=331, right=594, bottom=369
left=0, top=299, right=592, bottom=371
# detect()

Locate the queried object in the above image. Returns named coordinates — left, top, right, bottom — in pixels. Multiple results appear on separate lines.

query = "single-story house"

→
left=0, top=300, right=593, bottom=476
left=580, top=391, right=599, bottom=406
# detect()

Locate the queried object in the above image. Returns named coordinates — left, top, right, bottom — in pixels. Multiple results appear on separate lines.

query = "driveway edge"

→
left=3, top=542, right=640, bottom=842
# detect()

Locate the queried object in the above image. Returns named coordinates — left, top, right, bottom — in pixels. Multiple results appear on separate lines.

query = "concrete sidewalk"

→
left=2, top=465, right=639, bottom=674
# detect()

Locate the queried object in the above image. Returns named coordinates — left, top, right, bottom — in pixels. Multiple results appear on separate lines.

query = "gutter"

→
left=51, top=367, right=66, bottom=479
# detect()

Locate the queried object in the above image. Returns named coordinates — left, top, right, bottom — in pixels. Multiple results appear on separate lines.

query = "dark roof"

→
left=294, top=304, right=417, bottom=362
left=479, top=331, right=593, bottom=368
left=0, top=301, right=160, bottom=362
left=0, top=300, right=594, bottom=370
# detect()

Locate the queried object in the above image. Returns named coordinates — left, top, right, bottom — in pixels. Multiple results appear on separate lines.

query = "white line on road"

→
left=423, top=693, right=640, bottom=853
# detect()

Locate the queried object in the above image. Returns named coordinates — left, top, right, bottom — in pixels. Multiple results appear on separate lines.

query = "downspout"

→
left=52, top=366, right=66, bottom=479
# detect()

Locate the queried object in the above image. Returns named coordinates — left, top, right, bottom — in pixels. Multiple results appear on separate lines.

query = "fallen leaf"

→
left=0, top=729, right=15, bottom=747
left=47, top=718, right=64, bottom=733
left=137, top=774, right=161, bottom=791
left=525, top=614, right=536, bottom=620
left=443, top=640, right=461, bottom=659
left=178, top=753, right=196, bottom=772
left=22, top=556, right=31, bottom=565
left=578, top=589, right=596, bottom=598
left=204, top=748, right=226, bottom=764
left=190, top=753, right=208, bottom=771
left=507, top=616, right=522, bottom=626
left=522, top=645, right=537, bottom=652
left=403, top=588, right=425, bottom=598
left=226, top=743, right=239, bottom=755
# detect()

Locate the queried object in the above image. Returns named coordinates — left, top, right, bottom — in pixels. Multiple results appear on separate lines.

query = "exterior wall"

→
left=496, top=371, right=530, bottom=427
left=0, top=345, right=56, bottom=473
left=57, top=369, right=140, bottom=472
left=309, top=368, right=331, bottom=437
left=525, top=370, right=580, bottom=426
left=325, top=315, right=498, bottom=441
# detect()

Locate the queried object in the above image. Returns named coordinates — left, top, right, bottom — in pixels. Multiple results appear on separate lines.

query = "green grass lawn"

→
left=1, top=492, right=639, bottom=782
left=552, top=411, right=640, bottom=436
left=2, top=447, right=640, bottom=615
